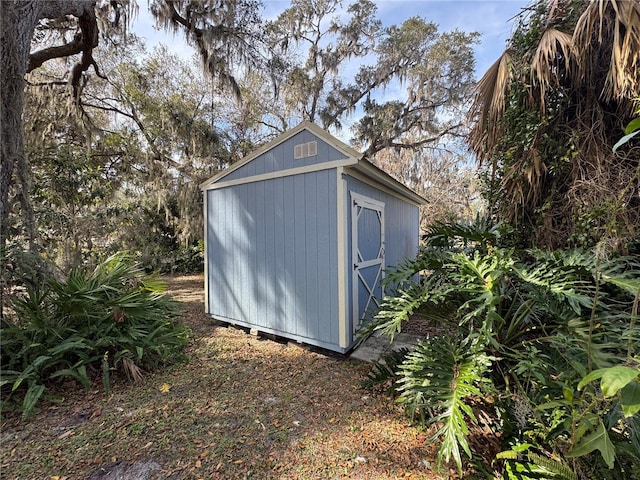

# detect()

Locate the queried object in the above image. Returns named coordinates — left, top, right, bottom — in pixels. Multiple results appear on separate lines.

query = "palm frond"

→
left=468, top=49, right=513, bottom=157
left=121, top=356, right=145, bottom=383
left=573, top=0, right=640, bottom=102
left=530, top=28, right=573, bottom=111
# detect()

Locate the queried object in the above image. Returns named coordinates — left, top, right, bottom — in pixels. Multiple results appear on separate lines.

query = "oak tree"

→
left=1, top=0, right=264, bottom=249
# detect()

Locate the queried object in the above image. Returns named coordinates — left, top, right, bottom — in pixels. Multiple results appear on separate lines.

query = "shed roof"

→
left=201, top=121, right=426, bottom=205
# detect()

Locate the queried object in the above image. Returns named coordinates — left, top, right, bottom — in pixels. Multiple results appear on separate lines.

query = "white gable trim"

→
left=352, top=160, right=426, bottom=205
left=200, top=121, right=362, bottom=190
left=203, top=158, right=357, bottom=191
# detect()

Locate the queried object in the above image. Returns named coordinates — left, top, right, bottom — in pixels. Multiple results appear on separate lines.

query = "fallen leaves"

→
left=0, top=275, right=447, bottom=480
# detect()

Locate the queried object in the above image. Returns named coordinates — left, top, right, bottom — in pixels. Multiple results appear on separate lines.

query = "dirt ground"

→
left=1, top=275, right=450, bottom=479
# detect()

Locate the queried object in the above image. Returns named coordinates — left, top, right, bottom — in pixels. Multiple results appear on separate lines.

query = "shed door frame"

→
left=350, top=191, right=385, bottom=334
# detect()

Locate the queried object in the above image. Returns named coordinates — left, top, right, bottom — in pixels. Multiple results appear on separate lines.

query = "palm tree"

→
left=468, top=0, right=640, bottom=249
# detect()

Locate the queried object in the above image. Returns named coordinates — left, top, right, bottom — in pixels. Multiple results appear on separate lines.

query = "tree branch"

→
left=27, top=33, right=85, bottom=72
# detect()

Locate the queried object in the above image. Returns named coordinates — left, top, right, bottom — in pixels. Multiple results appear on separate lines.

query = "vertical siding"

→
left=344, top=175, right=420, bottom=333
left=206, top=169, right=340, bottom=348
left=224, top=132, right=350, bottom=182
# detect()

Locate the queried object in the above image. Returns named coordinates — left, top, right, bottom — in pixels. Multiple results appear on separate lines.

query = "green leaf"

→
left=12, top=365, right=36, bottom=391
left=22, top=383, right=45, bottom=419
left=624, top=117, right=640, bottom=135
left=496, top=443, right=534, bottom=458
left=621, top=382, right=640, bottom=417
left=600, top=366, right=640, bottom=398
left=49, top=367, right=91, bottom=389
left=567, top=420, right=615, bottom=469
left=32, top=354, right=53, bottom=368
left=599, top=271, right=640, bottom=295
left=578, top=366, right=640, bottom=397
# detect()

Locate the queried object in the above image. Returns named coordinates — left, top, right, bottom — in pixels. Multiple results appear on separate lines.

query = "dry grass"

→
left=1, top=275, right=448, bottom=479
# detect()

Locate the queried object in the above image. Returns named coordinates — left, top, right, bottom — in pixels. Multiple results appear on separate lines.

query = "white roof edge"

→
left=200, top=121, right=363, bottom=190
left=202, top=157, right=358, bottom=191
left=349, top=160, right=428, bottom=205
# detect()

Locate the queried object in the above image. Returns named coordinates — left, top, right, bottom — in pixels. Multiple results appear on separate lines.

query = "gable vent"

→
left=294, top=141, right=317, bottom=159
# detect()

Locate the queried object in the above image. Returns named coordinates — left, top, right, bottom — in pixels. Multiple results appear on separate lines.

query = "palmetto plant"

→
left=1, top=254, right=189, bottom=418
left=361, top=217, right=640, bottom=477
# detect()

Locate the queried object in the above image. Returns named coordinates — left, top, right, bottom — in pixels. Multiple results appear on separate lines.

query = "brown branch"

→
left=25, top=79, right=67, bottom=87
left=27, top=33, right=85, bottom=72
left=82, top=102, right=135, bottom=119
left=365, top=123, right=464, bottom=157
left=165, top=0, right=204, bottom=39
left=27, top=5, right=99, bottom=100
left=69, top=9, right=99, bottom=99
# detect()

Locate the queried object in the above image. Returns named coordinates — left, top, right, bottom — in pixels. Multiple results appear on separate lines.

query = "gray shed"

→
left=201, top=121, right=425, bottom=353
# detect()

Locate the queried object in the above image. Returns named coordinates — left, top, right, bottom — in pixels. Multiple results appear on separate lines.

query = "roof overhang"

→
left=346, top=159, right=427, bottom=206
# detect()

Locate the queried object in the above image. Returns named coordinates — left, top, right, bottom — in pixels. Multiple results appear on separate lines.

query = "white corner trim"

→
left=203, top=158, right=358, bottom=190
left=203, top=190, right=209, bottom=315
left=336, top=167, right=349, bottom=349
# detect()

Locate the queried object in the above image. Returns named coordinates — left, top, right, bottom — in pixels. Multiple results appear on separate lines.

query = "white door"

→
left=351, top=192, right=385, bottom=333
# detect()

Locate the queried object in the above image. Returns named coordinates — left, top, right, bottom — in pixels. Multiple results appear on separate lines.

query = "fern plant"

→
left=362, top=216, right=640, bottom=476
left=497, top=444, right=578, bottom=480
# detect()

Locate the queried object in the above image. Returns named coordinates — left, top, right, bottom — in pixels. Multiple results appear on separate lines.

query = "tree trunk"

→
left=1, top=1, right=42, bottom=317
left=0, top=1, right=42, bottom=248
left=1, top=0, right=95, bottom=317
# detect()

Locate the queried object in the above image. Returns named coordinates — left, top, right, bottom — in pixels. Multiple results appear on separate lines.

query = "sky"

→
left=134, top=0, right=530, bottom=76
left=132, top=0, right=530, bottom=133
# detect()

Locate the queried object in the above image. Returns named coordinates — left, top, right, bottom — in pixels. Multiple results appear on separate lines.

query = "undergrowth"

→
left=1, top=253, right=189, bottom=419
left=360, top=216, right=640, bottom=478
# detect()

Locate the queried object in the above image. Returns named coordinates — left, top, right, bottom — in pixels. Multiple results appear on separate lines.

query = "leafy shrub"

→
left=136, top=241, right=204, bottom=274
left=361, top=217, right=640, bottom=477
left=1, top=253, right=189, bottom=418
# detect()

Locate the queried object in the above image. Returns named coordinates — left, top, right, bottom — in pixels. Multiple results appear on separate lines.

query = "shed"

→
left=201, top=121, right=425, bottom=353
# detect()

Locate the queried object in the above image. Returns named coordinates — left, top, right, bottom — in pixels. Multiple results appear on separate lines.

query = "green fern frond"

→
left=397, top=337, right=493, bottom=473
left=358, top=283, right=430, bottom=343
left=498, top=444, right=578, bottom=480
left=526, top=452, right=578, bottom=480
